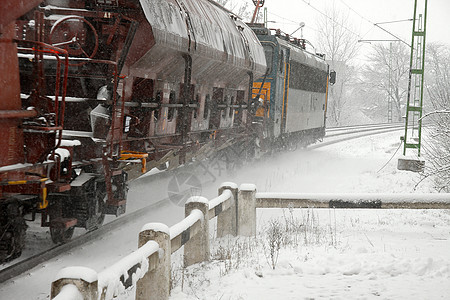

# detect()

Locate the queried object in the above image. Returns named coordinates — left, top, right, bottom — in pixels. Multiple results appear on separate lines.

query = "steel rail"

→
left=317, top=124, right=404, bottom=150
left=326, top=122, right=402, bottom=132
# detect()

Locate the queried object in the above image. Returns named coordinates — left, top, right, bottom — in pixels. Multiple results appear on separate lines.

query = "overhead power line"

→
left=267, top=0, right=411, bottom=48
left=337, top=0, right=411, bottom=47
left=337, top=0, right=373, bottom=25
left=267, top=11, right=319, bottom=32
left=266, top=11, right=298, bottom=25
left=375, top=19, right=414, bottom=25
left=374, top=24, right=411, bottom=48
left=299, top=0, right=363, bottom=39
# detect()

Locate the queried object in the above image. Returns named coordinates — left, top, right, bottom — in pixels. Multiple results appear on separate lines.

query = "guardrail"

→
left=50, top=182, right=238, bottom=300
left=51, top=183, right=450, bottom=299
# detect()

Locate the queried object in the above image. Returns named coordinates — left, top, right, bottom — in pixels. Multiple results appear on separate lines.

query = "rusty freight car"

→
left=0, top=0, right=266, bottom=262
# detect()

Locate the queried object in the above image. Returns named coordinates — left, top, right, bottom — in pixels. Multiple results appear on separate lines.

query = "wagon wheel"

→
left=0, top=201, right=27, bottom=262
left=48, top=195, right=75, bottom=244
left=86, top=183, right=106, bottom=231
left=49, top=16, right=99, bottom=66
left=50, top=226, right=74, bottom=244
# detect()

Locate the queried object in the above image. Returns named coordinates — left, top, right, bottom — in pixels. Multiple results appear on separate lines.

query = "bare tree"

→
left=362, top=42, right=410, bottom=122
left=420, top=43, right=450, bottom=191
left=216, top=0, right=252, bottom=21
left=425, top=43, right=450, bottom=111
left=316, top=4, right=360, bottom=125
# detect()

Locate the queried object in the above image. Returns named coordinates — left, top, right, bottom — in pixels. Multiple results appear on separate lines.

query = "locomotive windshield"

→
left=263, top=44, right=274, bottom=73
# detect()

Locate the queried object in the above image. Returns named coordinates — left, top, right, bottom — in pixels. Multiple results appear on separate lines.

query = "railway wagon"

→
left=250, top=24, right=334, bottom=150
left=0, top=0, right=266, bottom=262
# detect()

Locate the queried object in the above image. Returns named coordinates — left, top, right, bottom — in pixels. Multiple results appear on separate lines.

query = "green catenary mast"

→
left=402, top=0, right=428, bottom=157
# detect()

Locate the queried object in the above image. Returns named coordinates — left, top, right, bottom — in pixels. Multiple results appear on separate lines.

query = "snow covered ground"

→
left=166, top=131, right=450, bottom=300
left=171, top=207, right=450, bottom=299
left=1, top=130, right=449, bottom=299
left=169, top=208, right=450, bottom=299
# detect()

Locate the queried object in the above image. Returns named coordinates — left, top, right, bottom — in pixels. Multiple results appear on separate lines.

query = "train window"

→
left=288, top=60, right=328, bottom=93
left=168, top=91, right=176, bottom=120
left=204, top=94, right=210, bottom=119
left=263, top=45, right=274, bottom=73
left=289, top=60, right=328, bottom=93
left=279, top=50, right=284, bottom=73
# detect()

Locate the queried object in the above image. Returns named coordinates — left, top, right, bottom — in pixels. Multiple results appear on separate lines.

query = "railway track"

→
left=325, top=122, right=403, bottom=137
left=327, top=122, right=402, bottom=131
left=0, top=122, right=405, bottom=283
left=319, top=122, right=404, bottom=148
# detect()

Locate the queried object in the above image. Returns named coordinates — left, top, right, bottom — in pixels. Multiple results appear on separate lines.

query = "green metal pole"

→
left=417, top=0, right=428, bottom=156
left=403, top=0, right=418, bottom=156
left=402, top=0, right=427, bottom=157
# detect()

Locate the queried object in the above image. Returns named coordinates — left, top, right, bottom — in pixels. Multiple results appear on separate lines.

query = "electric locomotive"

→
left=250, top=24, right=335, bottom=151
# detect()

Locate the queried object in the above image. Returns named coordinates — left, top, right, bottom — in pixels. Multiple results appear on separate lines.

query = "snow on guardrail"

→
left=169, top=209, right=203, bottom=240
left=53, top=284, right=83, bottom=300
left=98, top=240, right=159, bottom=299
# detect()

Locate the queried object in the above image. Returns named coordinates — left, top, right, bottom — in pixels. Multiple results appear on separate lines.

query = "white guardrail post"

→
left=217, top=182, right=238, bottom=237
left=136, top=223, right=170, bottom=300
left=184, top=196, right=210, bottom=267
left=51, top=266, right=98, bottom=300
left=237, top=184, right=257, bottom=236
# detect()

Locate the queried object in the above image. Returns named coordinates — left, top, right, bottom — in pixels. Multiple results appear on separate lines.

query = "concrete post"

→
left=136, top=223, right=170, bottom=300
left=397, top=157, right=425, bottom=172
left=184, top=197, right=209, bottom=267
left=51, top=267, right=98, bottom=300
left=238, top=184, right=257, bottom=236
left=217, top=182, right=238, bottom=237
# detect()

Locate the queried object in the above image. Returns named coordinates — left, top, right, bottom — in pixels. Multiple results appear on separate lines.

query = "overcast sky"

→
left=246, top=0, right=449, bottom=60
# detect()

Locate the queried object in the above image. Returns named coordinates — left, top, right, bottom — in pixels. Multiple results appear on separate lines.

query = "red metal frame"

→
left=17, top=40, right=69, bottom=157
left=0, top=36, right=69, bottom=202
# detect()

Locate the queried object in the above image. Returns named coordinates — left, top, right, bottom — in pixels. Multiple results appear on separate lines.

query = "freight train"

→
left=0, top=0, right=334, bottom=262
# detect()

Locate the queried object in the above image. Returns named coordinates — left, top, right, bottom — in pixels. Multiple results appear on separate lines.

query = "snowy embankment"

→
left=170, top=208, right=450, bottom=299
left=1, top=130, right=449, bottom=299
left=168, top=131, right=450, bottom=300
